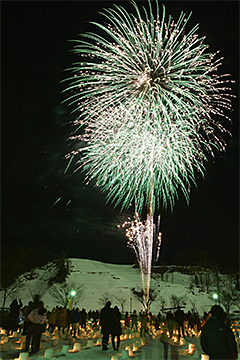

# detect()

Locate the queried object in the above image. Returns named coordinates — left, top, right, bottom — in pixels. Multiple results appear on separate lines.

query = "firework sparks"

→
left=122, top=213, right=162, bottom=304
left=63, top=1, right=234, bottom=307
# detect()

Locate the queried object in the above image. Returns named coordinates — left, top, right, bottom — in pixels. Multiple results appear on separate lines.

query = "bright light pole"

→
left=71, top=290, right=76, bottom=308
left=213, top=293, right=219, bottom=305
left=69, top=290, right=76, bottom=310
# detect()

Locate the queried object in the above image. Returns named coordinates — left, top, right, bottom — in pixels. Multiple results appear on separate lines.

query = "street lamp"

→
left=71, top=291, right=76, bottom=309
left=69, top=291, right=76, bottom=310
left=212, top=293, right=219, bottom=304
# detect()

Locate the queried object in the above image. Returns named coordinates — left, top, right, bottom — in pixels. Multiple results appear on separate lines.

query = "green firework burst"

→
left=63, top=0, right=234, bottom=215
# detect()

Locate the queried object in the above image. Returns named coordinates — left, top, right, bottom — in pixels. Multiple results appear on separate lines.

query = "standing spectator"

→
left=67, top=308, right=72, bottom=332
left=47, top=307, right=57, bottom=333
left=7, top=298, right=23, bottom=335
left=71, top=308, right=80, bottom=338
left=187, top=311, right=194, bottom=332
left=100, top=301, right=114, bottom=351
left=201, top=305, right=238, bottom=359
left=80, top=308, right=87, bottom=328
left=88, top=310, right=92, bottom=320
left=131, top=310, right=138, bottom=332
left=95, top=309, right=100, bottom=320
left=166, top=310, right=175, bottom=337
left=92, top=310, right=98, bottom=328
left=22, top=303, right=32, bottom=336
left=124, top=311, right=130, bottom=329
left=174, top=306, right=186, bottom=340
left=57, top=307, right=68, bottom=334
left=139, top=309, right=149, bottom=338
left=193, top=312, right=201, bottom=334
left=111, top=306, right=122, bottom=351
left=25, top=296, right=41, bottom=352
left=0, top=309, right=9, bottom=330
left=27, top=300, right=47, bottom=354
left=157, top=311, right=162, bottom=327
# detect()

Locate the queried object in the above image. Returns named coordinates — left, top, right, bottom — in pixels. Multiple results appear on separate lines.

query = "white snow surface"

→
left=2, top=258, right=240, bottom=359
left=1, top=331, right=205, bottom=360
left=8, top=258, right=216, bottom=315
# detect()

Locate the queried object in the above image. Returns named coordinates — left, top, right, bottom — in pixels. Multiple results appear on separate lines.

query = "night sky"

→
left=2, top=1, right=239, bottom=268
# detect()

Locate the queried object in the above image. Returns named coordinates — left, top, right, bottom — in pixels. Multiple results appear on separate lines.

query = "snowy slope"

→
left=4, top=258, right=220, bottom=316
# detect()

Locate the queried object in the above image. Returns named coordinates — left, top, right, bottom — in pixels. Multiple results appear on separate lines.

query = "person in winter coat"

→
left=47, top=307, right=57, bottom=333
left=57, top=307, right=68, bottom=334
left=67, top=309, right=72, bottom=331
left=174, top=306, right=186, bottom=340
left=92, top=310, right=99, bottom=329
left=111, top=306, right=122, bottom=351
left=139, top=309, right=149, bottom=338
left=166, top=311, right=176, bottom=337
left=22, top=301, right=33, bottom=336
left=131, top=310, right=138, bottom=332
left=25, top=296, right=41, bottom=351
left=7, top=298, right=23, bottom=334
left=124, top=311, right=130, bottom=329
left=27, top=300, right=47, bottom=353
left=154, top=312, right=162, bottom=330
left=100, top=301, right=114, bottom=350
left=71, top=308, right=81, bottom=338
left=80, top=308, right=87, bottom=328
left=201, top=305, right=238, bottom=359
left=193, top=312, right=201, bottom=333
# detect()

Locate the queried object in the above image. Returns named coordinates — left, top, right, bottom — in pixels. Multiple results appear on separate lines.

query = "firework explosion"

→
left=63, top=1, right=234, bottom=307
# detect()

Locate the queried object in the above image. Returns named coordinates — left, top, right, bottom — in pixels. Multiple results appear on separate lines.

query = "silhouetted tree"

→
left=114, top=294, right=128, bottom=313
left=217, top=274, right=239, bottom=318
left=130, top=285, right=160, bottom=310
left=173, top=247, right=215, bottom=268
left=169, top=294, right=185, bottom=308
left=97, top=292, right=115, bottom=307
left=0, top=246, right=48, bottom=309
left=49, top=282, right=85, bottom=308
left=47, top=252, right=73, bottom=286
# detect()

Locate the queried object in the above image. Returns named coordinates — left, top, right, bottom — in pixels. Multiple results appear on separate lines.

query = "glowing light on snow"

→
left=188, top=343, right=195, bottom=354
left=63, top=1, right=234, bottom=308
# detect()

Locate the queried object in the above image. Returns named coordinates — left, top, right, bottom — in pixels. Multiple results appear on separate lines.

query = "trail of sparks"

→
left=122, top=213, right=162, bottom=306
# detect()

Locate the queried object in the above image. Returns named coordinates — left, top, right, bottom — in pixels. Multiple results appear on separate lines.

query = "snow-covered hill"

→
left=5, top=258, right=238, bottom=317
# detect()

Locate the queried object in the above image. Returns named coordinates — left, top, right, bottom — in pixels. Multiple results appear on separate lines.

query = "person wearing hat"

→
left=200, top=305, right=238, bottom=359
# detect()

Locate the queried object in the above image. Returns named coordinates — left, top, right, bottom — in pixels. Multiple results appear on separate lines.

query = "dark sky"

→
left=1, top=1, right=239, bottom=268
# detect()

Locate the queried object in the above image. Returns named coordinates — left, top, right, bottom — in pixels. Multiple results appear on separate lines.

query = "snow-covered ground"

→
left=0, top=327, right=206, bottom=360
left=5, top=258, right=220, bottom=315
left=1, top=258, right=240, bottom=359
left=1, top=325, right=240, bottom=360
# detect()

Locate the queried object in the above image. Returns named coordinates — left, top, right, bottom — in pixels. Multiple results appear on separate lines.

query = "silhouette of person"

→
left=201, top=305, right=238, bottom=359
left=100, top=301, right=114, bottom=350
left=111, top=306, right=122, bottom=350
left=174, top=306, right=186, bottom=340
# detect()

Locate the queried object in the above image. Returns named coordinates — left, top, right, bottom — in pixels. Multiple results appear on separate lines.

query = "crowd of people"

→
left=160, top=305, right=238, bottom=360
left=0, top=297, right=238, bottom=358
